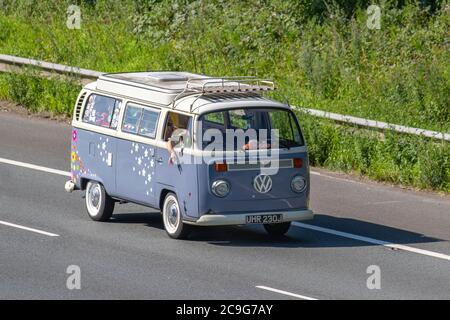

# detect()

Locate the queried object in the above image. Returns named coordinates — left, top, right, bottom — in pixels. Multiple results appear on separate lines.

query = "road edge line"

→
left=0, top=220, right=60, bottom=237
left=256, top=286, right=318, bottom=300
left=293, top=222, right=450, bottom=262
left=0, top=157, right=70, bottom=177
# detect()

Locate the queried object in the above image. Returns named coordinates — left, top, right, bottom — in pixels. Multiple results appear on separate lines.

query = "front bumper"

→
left=184, top=209, right=314, bottom=226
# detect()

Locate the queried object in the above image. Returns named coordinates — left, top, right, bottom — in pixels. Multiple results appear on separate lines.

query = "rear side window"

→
left=122, top=105, right=142, bottom=134
left=122, top=103, right=159, bottom=139
left=82, top=94, right=122, bottom=129
left=139, top=109, right=159, bottom=138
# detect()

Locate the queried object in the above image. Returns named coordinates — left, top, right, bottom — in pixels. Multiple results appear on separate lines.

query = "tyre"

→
left=162, top=193, right=191, bottom=239
left=85, top=180, right=115, bottom=222
left=263, top=222, right=291, bottom=237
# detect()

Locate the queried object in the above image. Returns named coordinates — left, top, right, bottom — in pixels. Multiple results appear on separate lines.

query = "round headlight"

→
left=211, top=180, right=230, bottom=198
left=291, top=175, right=306, bottom=193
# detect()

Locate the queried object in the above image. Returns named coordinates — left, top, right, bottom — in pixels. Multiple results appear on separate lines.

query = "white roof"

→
left=87, top=71, right=284, bottom=114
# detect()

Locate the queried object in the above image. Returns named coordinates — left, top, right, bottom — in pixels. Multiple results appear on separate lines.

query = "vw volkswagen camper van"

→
left=65, top=72, right=313, bottom=239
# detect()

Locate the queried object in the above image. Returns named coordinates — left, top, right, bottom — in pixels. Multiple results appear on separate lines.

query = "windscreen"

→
left=198, top=108, right=304, bottom=151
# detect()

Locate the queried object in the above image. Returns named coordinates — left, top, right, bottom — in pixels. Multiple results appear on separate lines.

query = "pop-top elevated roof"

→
left=95, top=71, right=276, bottom=108
left=102, top=72, right=204, bottom=91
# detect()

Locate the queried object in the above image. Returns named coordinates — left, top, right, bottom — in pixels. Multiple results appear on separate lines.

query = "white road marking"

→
left=293, top=222, right=450, bottom=262
left=310, top=170, right=363, bottom=185
left=0, top=157, right=70, bottom=177
left=256, top=286, right=318, bottom=300
left=0, top=220, right=59, bottom=237
left=368, top=200, right=403, bottom=205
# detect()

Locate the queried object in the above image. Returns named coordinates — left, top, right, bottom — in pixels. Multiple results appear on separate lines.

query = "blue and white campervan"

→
left=65, top=72, right=313, bottom=239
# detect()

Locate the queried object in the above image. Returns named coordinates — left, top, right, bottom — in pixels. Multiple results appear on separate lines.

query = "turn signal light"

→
left=293, top=158, right=303, bottom=168
left=215, top=163, right=228, bottom=172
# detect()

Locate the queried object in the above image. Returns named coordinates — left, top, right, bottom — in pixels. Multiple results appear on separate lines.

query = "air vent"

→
left=74, top=92, right=86, bottom=121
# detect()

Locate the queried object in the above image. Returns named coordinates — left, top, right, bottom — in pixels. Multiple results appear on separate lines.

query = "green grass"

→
left=0, top=70, right=81, bottom=115
left=298, top=112, right=449, bottom=191
left=0, top=0, right=448, bottom=191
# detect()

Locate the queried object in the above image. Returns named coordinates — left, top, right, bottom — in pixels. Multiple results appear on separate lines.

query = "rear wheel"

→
left=162, top=193, right=191, bottom=239
left=264, top=222, right=291, bottom=237
left=85, top=181, right=114, bottom=221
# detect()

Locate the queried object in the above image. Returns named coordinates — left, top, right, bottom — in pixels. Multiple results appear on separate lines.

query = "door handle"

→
left=156, top=157, right=163, bottom=164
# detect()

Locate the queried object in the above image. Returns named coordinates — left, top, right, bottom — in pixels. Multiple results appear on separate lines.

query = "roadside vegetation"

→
left=0, top=0, right=448, bottom=191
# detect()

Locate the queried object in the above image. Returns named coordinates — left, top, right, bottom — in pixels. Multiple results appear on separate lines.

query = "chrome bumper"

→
left=185, top=209, right=314, bottom=226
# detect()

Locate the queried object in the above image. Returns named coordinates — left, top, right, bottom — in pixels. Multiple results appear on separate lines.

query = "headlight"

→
left=211, top=180, right=230, bottom=197
left=291, top=175, right=306, bottom=193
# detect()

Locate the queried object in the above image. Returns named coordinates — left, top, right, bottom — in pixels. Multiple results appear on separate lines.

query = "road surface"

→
left=0, top=111, right=449, bottom=299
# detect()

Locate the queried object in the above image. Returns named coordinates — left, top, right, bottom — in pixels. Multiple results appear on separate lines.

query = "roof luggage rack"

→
left=185, top=76, right=275, bottom=93
left=172, top=76, right=276, bottom=111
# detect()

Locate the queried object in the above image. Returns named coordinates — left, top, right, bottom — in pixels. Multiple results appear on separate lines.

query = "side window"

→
left=139, top=109, right=159, bottom=138
left=163, top=112, right=192, bottom=141
left=110, top=100, right=122, bottom=129
left=122, top=103, right=160, bottom=138
left=82, top=94, right=121, bottom=129
left=122, top=105, right=142, bottom=134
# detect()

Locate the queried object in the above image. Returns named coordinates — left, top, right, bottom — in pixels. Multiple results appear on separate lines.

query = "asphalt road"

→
left=0, top=111, right=449, bottom=299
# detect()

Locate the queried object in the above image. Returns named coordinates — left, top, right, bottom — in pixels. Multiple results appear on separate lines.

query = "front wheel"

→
left=162, top=193, right=191, bottom=239
left=264, top=222, right=291, bottom=237
left=85, top=181, right=115, bottom=221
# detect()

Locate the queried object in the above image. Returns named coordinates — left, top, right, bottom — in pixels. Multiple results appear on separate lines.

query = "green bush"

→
left=297, top=113, right=449, bottom=192
left=0, top=72, right=81, bottom=115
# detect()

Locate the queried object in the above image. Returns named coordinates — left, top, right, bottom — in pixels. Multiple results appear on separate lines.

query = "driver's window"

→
left=163, top=111, right=192, bottom=148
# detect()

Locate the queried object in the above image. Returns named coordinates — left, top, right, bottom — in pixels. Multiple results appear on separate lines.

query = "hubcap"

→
left=87, top=183, right=101, bottom=215
left=90, top=186, right=100, bottom=208
left=168, top=203, right=178, bottom=227
left=164, top=197, right=179, bottom=233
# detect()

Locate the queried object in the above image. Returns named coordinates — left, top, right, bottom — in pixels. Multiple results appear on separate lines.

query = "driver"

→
left=165, top=120, right=177, bottom=164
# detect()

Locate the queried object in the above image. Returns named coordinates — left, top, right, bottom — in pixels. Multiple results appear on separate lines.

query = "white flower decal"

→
left=129, top=142, right=156, bottom=197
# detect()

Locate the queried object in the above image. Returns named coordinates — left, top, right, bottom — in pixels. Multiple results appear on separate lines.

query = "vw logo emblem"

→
left=253, top=174, right=272, bottom=193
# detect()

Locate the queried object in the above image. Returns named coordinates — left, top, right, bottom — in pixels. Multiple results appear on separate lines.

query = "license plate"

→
left=245, top=214, right=283, bottom=224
